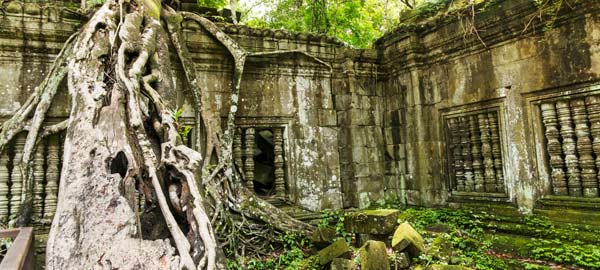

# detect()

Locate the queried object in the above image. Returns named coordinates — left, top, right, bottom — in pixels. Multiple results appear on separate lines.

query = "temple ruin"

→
left=0, top=0, right=599, bottom=265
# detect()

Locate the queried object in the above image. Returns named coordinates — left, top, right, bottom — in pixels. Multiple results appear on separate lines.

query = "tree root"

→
left=1, top=0, right=328, bottom=268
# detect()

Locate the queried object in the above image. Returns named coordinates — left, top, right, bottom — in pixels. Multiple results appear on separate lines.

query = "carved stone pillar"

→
left=556, top=100, right=582, bottom=196
left=488, top=112, right=505, bottom=193
left=233, top=128, right=243, bottom=173
left=449, top=118, right=464, bottom=191
left=586, top=95, right=600, bottom=197
left=243, top=128, right=255, bottom=190
left=541, top=103, right=568, bottom=195
left=274, top=127, right=286, bottom=197
left=571, top=99, right=598, bottom=197
left=9, top=134, right=25, bottom=218
left=33, top=145, right=45, bottom=220
left=469, top=115, right=483, bottom=192
left=460, top=117, right=472, bottom=192
left=44, top=135, right=60, bottom=219
left=478, top=114, right=496, bottom=192
left=0, top=151, right=9, bottom=220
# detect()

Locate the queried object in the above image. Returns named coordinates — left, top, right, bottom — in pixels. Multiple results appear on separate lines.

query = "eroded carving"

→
left=556, top=100, right=582, bottom=196
left=446, top=111, right=505, bottom=195
left=540, top=103, right=568, bottom=195
left=244, top=128, right=255, bottom=190
left=274, top=127, right=286, bottom=197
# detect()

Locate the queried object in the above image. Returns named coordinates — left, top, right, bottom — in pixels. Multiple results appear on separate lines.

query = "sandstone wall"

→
left=376, top=0, right=600, bottom=212
left=0, top=0, right=598, bottom=221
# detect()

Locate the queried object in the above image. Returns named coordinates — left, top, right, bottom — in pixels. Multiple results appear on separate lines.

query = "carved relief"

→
left=44, top=135, right=60, bottom=219
left=460, top=117, right=472, bottom=192
left=33, top=145, right=45, bottom=220
left=274, top=127, right=286, bottom=197
left=540, top=103, right=568, bottom=195
left=0, top=151, right=9, bottom=220
left=243, top=128, right=255, bottom=190
left=556, top=100, right=582, bottom=196
left=9, top=134, right=25, bottom=218
left=469, top=115, right=482, bottom=192
left=233, top=128, right=243, bottom=173
left=540, top=98, right=600, bottom=198
left=488, top=112, right=505, bottom=193
left=478, top=114, right=496, bottom=192
left=448, top=118, right=464, bottom=192
left=586, top=96, right=600, bottom=197
left=446, top=110, right=505, bottom=194
left=571, top=99, right=598, bottom=197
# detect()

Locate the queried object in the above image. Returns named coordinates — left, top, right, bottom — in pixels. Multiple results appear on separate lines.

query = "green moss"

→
left=316, top=239, right=352, bottom=265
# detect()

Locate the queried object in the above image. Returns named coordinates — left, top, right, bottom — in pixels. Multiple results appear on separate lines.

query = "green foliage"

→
left=225, top=232, right=311, bottom=269
left=318, top=210, right=351, bottom=242
left=532, top=0, right=563, bottom=31
left=527, top=239, right=600, bottom=269
left=170, top=107, right=192, bottom=138
left=243, top=0, right=407, bottom=48
left=197, top=0, right=227, bottom=9
left=412, top=0, right=452, bottom=18
left=401, top=208, right=600, bottom=269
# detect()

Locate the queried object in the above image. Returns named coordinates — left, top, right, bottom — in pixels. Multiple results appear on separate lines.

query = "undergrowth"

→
left=402, top=208, right=600, bottom=270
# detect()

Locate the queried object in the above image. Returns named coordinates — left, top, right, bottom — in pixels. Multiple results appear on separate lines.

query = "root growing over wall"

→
left=0, top=0, right=324, bottom=268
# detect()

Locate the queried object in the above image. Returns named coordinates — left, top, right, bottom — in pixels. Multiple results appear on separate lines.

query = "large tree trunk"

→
left=0, top=0, right=321, bottom=269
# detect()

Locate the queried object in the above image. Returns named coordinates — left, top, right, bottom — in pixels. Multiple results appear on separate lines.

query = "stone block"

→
left=391, top=251, right=411, bottom=269
left=317, top=238, right=353, bottom=265
left=330, top=258, right=354, bottom=270
left=6, top=1, right=22, bottom=13
left=319, top=109, right=338, bottom=127
left=310, top=227, right=337, bottom=248
left=337, top=111, right=348, bottom=125
left=344, top=209, right=399, bottom=235
left=428, top=234, right=453, bottom=262
left=392, top=222, right=424, bottom=257
left=358, top=240, right=390, bottom=270
left=335, top=95, right=351, bottom=110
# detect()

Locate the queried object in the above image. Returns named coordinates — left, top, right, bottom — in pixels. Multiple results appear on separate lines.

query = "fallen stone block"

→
left=392, top=222, right=424, bottom=257
left=344, top=209, right=400, bottom=235
left=391, top=251, right=410, bottom=269
left=310, top=227, right=337, bottom=248
left=330, top=258, right=354, bottom=270
left=317, top=238, right=353, bottom=265
left=358, top=240, right=390, bottom=270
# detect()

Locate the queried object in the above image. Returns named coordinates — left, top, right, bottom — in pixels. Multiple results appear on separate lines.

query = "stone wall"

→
left=0, top=0, right=599, bottom=225
left=375, top=0, right=600, bottom=212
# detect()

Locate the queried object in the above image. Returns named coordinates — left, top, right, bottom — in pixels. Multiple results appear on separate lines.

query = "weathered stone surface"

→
left=330, top=258, right=354, bottom=270
left=392, top=222, right=424, bottom=257
left=344, top=209, right=399, bottom=235
left=428, top=234, right=453, bottom=262
left=310, top=227, right=337, bottom=247
left=391, top=251, right=411, bottom=269
left=317, top=239, right=353, bottom=265
left=358, top=240, right=390, bottom=270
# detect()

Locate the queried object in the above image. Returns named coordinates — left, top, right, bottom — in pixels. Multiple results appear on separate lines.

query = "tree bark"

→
left=0, top=0, right=321, bottom=268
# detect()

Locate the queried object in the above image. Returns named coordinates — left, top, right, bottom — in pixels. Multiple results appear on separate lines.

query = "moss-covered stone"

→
left=330, top=258, right=354, bottom=270
left=428, top=234, right=453, bottom=262
left=390, top=251, right=411, bottom=269
left=358, top=240, right=390, bottom=270
left=317, top=238, right=353, bottom=265
left=5, top=1, right=22, bottom=13
left=310, top=227, right=337, bottom=248
left=344, top=209, right=400, bottom=235
left=297, top=255, right=320, bottom=270
left=392, top=222, right=424, bottom=257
